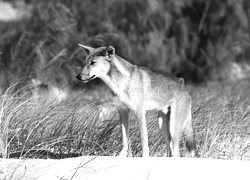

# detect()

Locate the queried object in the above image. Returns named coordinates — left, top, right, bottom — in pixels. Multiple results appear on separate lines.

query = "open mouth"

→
left=82, top=75, right=96, bottom=83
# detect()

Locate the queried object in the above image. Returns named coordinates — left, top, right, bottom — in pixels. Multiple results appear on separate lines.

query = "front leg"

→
left=136, top=109, right=149, bottom=157
left=117, top=105, right=130, bottom=157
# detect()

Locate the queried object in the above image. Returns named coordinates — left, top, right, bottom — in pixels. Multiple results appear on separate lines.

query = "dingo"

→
left=76, top=44, right=196, bottom=157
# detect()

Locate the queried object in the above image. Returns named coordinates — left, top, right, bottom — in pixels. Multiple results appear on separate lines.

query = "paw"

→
left=142, top=152, right=150, bottom=158
left=118, top=149, right=127, bottom=157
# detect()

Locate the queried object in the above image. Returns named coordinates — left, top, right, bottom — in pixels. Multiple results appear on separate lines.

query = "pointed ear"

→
left=106, top=46, right=115, bottom=58
left=78, top=44, right=95, bottom=54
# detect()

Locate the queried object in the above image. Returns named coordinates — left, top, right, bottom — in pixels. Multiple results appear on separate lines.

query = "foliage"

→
left=1, top=0, right=250, bottom=93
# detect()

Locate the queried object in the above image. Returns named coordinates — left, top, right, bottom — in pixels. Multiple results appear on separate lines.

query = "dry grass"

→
left=0, top=80, right=250, bottom=159
left=190, top=80, right=250, bottom=159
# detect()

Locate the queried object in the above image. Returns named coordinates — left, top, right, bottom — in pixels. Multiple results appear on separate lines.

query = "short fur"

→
left=77, top=44, right=196, bottom=157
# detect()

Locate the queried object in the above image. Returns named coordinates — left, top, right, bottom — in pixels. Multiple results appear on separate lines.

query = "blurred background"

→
left=0, top=0, right=250, bottom=97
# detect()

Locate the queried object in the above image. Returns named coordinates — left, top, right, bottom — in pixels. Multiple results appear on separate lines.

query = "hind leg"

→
left=158, top=108, right=171, bottom=157
left=169, top=97, right=190, bottom=157
left=169, top=100, right=182, bottom=157
left=170, top=94, right=196, bottom=157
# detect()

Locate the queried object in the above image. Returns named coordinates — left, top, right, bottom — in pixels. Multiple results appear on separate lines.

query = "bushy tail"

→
left=183, top=111, right=196, bottom=157
left=185, top=132, right=196, bottom=156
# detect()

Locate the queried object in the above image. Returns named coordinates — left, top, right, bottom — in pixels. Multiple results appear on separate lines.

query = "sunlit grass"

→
left=0, top=85, right=120, bottom=158
left=0, top=80, right=250, bottom=159
left=190, top=80, right=250, bottom=159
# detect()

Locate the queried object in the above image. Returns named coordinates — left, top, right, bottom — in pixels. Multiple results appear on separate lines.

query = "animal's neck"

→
left=100, top=55, right=133, bottom=96
left=111, top=55, right=133, bottom=77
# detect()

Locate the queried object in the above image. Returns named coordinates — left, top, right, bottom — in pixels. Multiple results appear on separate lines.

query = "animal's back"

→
left=138, top=67, right=187, bottom=109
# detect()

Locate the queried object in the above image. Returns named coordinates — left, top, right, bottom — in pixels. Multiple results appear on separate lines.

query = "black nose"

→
left=76, top=74, right=81, bottom=80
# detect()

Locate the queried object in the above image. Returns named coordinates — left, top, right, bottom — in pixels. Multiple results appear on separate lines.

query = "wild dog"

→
left=76, top=44, right=196, bottom=157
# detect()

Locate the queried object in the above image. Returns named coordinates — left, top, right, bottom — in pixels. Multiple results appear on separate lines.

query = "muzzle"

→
left=76, top=74, right=96, bottom=83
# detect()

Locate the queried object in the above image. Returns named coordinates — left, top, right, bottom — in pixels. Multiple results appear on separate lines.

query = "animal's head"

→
left=76, top=44, right=115, bottom=83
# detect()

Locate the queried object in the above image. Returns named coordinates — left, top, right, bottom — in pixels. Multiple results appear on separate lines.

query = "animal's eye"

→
left=90, top=61, right=95, bottom=65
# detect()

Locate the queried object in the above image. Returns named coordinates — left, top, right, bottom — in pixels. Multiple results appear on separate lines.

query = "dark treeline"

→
left=1, top=0, right=250, bottom=93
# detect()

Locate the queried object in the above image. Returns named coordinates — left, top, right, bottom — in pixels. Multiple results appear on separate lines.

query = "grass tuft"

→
left=0, top=80, right=250, bottom=159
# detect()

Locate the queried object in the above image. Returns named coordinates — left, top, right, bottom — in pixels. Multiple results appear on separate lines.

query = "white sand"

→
left=0, top=156, right=249, bottom=180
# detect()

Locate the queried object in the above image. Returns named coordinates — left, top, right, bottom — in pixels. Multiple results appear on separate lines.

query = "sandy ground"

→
left=0, top=156, right=249, bottom=180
